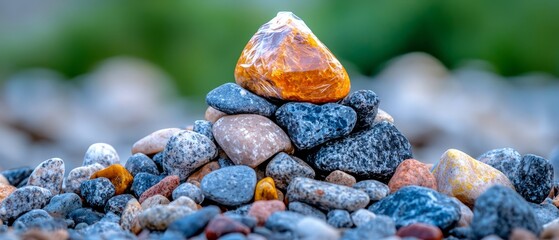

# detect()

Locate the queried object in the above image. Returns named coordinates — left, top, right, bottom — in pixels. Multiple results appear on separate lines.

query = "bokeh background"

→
left=1, top=1, right=558, bottom=175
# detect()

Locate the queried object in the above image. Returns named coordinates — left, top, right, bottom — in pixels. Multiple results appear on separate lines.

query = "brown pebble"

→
left=141, top=194, right=170, bottom=210
left=325, top=170, right=356, bottom=187
left=139, top=175, right=180, bottom=203
left=0, top=183, right=16, bottom=204
left=21, top=229, right=69, bottom=240
left=132, top=128, right=182, bottom=155
left=205, top=215, right=250, bottom=240
left=541, top=222, right=559, bottom=240
left=205, top=106, right=228, bottom=123
left=188, top=161, right=220, bottom=185
left=396, top=223, right=443, bottom=240
left=248, top=200, right=286, bottom=226
left=510, top=228, right=538, bottom=240
left=388, top=159, right=437, bottom=193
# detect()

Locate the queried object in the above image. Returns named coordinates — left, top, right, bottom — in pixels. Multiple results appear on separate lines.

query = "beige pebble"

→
left=132, top=128, right=182, bottom=155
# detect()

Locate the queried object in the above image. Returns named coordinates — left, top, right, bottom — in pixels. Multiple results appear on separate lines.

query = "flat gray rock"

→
left=287, top=177, right=369, bottom=211
left=206, top=83, right=277, bottom=117
left=201, top=166, right=257, bottom=206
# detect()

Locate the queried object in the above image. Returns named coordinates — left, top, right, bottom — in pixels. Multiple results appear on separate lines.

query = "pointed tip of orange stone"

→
left=234, top=11, right=351, bottom=104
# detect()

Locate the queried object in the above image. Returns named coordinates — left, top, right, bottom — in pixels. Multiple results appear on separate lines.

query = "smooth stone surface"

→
left=295, top=217, right=340, bottom=240
left=218, top=233, right=248, bottom=240
left=205, top=106, right=228, bottom=123
left=124, top=153, right=159, bottom=177
left=137, top=205, right=193, bottom=230
left=288, top=202, right=326, bottom=220
left=139, top=175, right=180, bottom=203
left=132, top=128, right=182, bottom=155
left=287, top=177, right=369, bottom=211
left=223, top=214, right=258, bottom=230
left=341, top=89, right=380, bottom=129
left=248, top=200, right=286, bottom=226
left=161, top=130, right=218, bottom=181
left=120, top=198, right=142, bottom=233
left=327, top=209, right=353, bottom=228
left=325, top=170, right=356, bottom=187
left=396, top=223, right=443, bottom=240
left=471, top=185, right=541, bottom=239
left=513, top=154, right=553, bottom=203
left=213, top=114, right=293, bottom=167
left=264, top=211, right=304, bottom=236
left=529, top=200, right=559, bottom=227
left=100, top=211, right=120, bottom=223
left=69, top=208, right=104, bottom=225
left=201, top=166, right=257, bottom=206
left=90, top=164, right=134, bottom=195
left=369, top=186, right=460, bottom=231
left=173, top=182, right=205, bottom=204
left=0, top=167, right=33, bottom=186
left=166, top=205, right=221, bottom=239
left=104, top=194, right=134, bottom=216
left=350, top=209, right=377, bottom=227
left=83, top=143, right=120, bottom=167
left=341, top=215, right=396, bottom=240
left=477, top=147, right=522, bottom=184
left=352, top=180, right=390, bottom=202
left=80, top=178, right=116, bottom=209
left=43, top=192, right=83, bottom=218
left=373, top=108, right=394, bottom=124
left=0, top=175, right=7, bottom=186
left=141, top=194, right=170, bottom=209
left=265, top=153, right=315, bottom=190
left=205, top=215, right=251, bottom=240
left=388, top=158, right=437, bottom=193
left=0, top=186, right=52, bottom=221
left=169, top=196, right=197, bottom=210
left=308, top=121, right=413, bottom=181
left=187, top=161, right=220, bottom=186
left=27, top=158, right=65, bottom=195
left=453, top=197, right=474, bottom=227
left=432, top=149, right=515, bottom=207
left=193, top=120, right=215, bottom=142
left=131, top=172, right=164, bottom=198
left=13, top=209, right=53, bottom=231
left=275, top=102, right=356, bottom=150
left=206, top=83, right=278, bottom=117
left=254, top=177, right=279, bottom=201
left=64, top=163, right=104, bottom=195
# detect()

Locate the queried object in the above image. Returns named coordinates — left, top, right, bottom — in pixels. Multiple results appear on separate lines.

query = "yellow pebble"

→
left=254, top=177, right=279, bottom=201
left=91, top=164, right=133, bottom=195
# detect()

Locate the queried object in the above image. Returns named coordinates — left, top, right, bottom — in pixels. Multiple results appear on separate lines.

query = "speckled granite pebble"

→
left=288, top=201, right=326, bottom=220
left=201, top=166, right=257, bottom=206
left=69, top=208, right=104, bottom=225
left=120, top=198, right=142, bottom=233
left=27, top=158, right=65, bottom=195
left=139, top=175, right=179, bottom=203
left=193, top=120, right=215, bottom=142
left=529, top=200, right=559, bottom=226
left=104, top=194, right=135, bottom=216
left=100, top=212, right=120, bottom=223
left=478, top=147, right=522, bottom=184
left=471, top=185, right=541, bottom=239
left=131, top=172, right=164, bottom=198
left=64, top=163, right=104, bottom=195
left=352, top=180, right=391, bottom=202
left=141, top=194, right=170, bottom=209
left=0, top=186, right=52, bottom=221
left=341, top=215, right=396, bottom=240
left=132, top=128, right=182, bottom=155
left=351, top=209, right=377, bottom=227
left=137, top=205, right=193, bottom=231
left=325, top=170, right=356, bottom=187
left=124, top=153, right=159, bottom=177
left=275, top=102, right=356, bottom=150
left=213, top=114, right=293, bottom=167
left=287, top=177, right=369, bottom=211
left=327, top=209, right=353, bottom=228
left=161, top=130, right=217, bottom=181
left=90, top=164, right=134, bottom=195
left=265, top=153, right=315, bottom=190
left=80, top=177, right=116, bottom=209
left=83, top=143, right=120, bottom=167
left=172, top=182, right=204, bottom=204
left=206, top=83, right=278, bottom=117
left=0, top=167, right=33, bottom=186
left=165, top=205, right=221, bottom=239
left=43, top=192, right=83, bottom=218
left=513, top=154, right=553, bottom=203
left=308, top=121, right=412, bottom=181
left=341, top=90, right=380, bottom=129
left=369, top=186, right=460, bottom=231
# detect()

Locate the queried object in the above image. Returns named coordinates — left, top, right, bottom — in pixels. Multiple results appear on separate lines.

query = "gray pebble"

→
left=80, top=178, right=116, bottom=209
left=169, top=196, right=197, bottom=210
left=341, top=215, right=395, bottom=240
left=288, top=202, right=326, bottom=220
left=131, top=172, right=164, bottom=198
left=138, top=205, right=193, bottom=231
left=265, top=153, right=315, bottom=190
left=352, top=180, right=390, bottom=202
left=308, top=121, right=413, bottom=181
left=350, top=209, right=376, bottom=227
left=124, top=153, right=159, bottom=177
left=13, top=209, right=53, bottom=231
left=275, top=102, right=357, bottom=150
left=287, top=177, right=369, bottom=211
left=529, top=200, right=559, bottom=226
left=43, top=192, right=83, bottom=218
left=206, top=83, right=278, bottom=117
left=83, top=143, right=120, bottom=167
left=64, top=163, right=105, bottom=195
left=218, top=233, right=247, bottom=240
left=162, top=130, right=218, bottom=181
left=265, top=211, right=304, bottom=235
left=75, top=222, right=89, bottom=230
left=0, top=186, right=52, bottom=221
left=69, top=208, right=105, bottom=225
left=104, top=194, right=135, bottom=216
left=141, top=194, right=170, bottom=209
left=166, top=205, right=221, bottom=239
left=477, top=147, right=522, bottom=184
left=327, top=210, right=353, bottom=228
left=0, top=167, right=33, bottom=187
left=100, top=212, right=120, bottom=223
left=295, top=216, right=340, bottom=240
left=193, top=120, right=215, bottom=142
left=341, top=90, right=380, bottom=129
left=27, top=158, right=65, bottom=195
left=78, top=221, right=122, bottom=237
left=513, top=154, right=554, bottom=203
left=172, top=182, right=204, bottom=204
left=201, top=166, right=256, bottom=206
left=227, top=204, right=253, bottom=216
left=224, top=213, right=258, bottom=230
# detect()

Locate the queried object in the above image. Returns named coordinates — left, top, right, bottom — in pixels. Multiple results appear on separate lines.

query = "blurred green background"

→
left=1, top=0, right=558, bottom=97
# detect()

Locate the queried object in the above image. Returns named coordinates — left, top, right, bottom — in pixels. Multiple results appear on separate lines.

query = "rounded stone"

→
left=172, top=182, right=204, bottom=204
left=68, top=208, right=104, bottom=225
left=369, top=186, right=460, bottom=231
left=193, top=120, right=215, bottom=142
left=0, top=167, right=33, bottom=186
left=341, top=89, right=380, bottom=129
left=327, top=209, right=353, bottom=228
left=187, top=161, right=220, bottom=186
left=513, top=154, right=553, bottom=203
left=141, top=194, right=170, bottom=209
left=90, top=164, right=134, bottom=195
left=205, top=215, right=251, bottom=240
left=131, top=128, right=182, bottom=155
left=308, top=121, right=412, bottom=181
left=206, top=83, right=278, bottom=117
left=254, top=177, right=279, bottom=201
left=352, top=180, right=390, bottom=202
left=325, top=170, right=356, bottom=187
left=80, top=178, right=116, bottom=209
left=350, top=209, right=377, bottom=227
left=27, top=158, right=65, bottom=195
left=131, top=172, right=164, bottom=198
left=43, top=192, right=83, bottom=218
left=295, top=217, right=340, bottom=240
left=0, top=183, right=16, bottom=204
left=124, top=153, right=159, bottom=177
left=169, top=196, right=197, bottom=210
left=13, top=209, right=54, bottom=231
left=139, top=175, right=180, bottom=203
left=396, top=223, right=443, bottom=240
left=64, top=163, right=105, bottom=195
left=83, top=143, right=120, bottom=167
left=388, top=158, right=437, bottom=193
left=248, top=200, right=286, bottom=226
left=205, top=106, right=228, bottom=123
left=477, top=147, right=522, bottom=184
left=201, top=166, right=257, bottom=206
left=166, top=205, right=221, bottom=239
left=265, top=153, right=315, bottom=190
left=288, top=202, right=326, bottom=220
left=275, top=102, right=357, bottom=150
left=120, top=198, right=142, bottom=233
left=137, top=205, right=193, bottom=231
left=0, top=186, right=52, bottom=221
left=373, top=108, right=394, bottom=125
left=286, top=177, right=369, bottom=211
left=104, top=194, right=135, bottom=216
left=341, top=216, right=397, bottom=240
left=161, top=130, right=218, bottom=181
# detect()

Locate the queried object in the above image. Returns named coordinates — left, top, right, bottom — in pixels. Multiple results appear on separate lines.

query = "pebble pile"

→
left=0, top=11, right=557, bottom=240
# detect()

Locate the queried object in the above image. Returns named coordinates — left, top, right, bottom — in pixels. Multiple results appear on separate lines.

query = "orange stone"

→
left=388, top=159, right=437, bottom=193
left=235, top=12, right=350, bottom=104
left=254, top=177, right=279, bottom=201
left=0, top=183, right=16, bottom=204
left=90, top=164, right=134, bottom=195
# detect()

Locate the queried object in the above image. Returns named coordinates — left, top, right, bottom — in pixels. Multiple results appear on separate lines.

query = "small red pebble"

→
left=388, top=159, right=437, bottom=193
left=205, top=215, right=250, bottom=240
left=139, top=175, right=179, bottom=203
left=248, top=200, right=286, bottom=226
left=396, top=223, right=443, bottom=240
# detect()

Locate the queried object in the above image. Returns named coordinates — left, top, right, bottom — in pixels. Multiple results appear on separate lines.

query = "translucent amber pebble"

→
left=255, top=177, right=279, bottom=201
left=90, top=164, right=134, bottom=195
left=235, top=12, right=350, bottom=103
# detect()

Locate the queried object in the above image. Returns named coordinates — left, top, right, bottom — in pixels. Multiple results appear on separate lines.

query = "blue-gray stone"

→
left=287, top=177, right=369, bottom=211
left=369, top=186, right=460, bottom=231
left=125, top=153, right=159, bottom=177
left=172, top=182, right=204, bottom=204
left=193, top=120, right=214, bottom=143
left=471, top=185, right=541, bottom=239
left=341, top=215, right=395, bottom=240
left=327, top=210, right=353, bottom=228
left=16, top=177, right=29, bottom=188
left=513, top=154, right=553, bottom=203
left=100, top=212, right=120, bottom=223
left=265, top=211, right=304, bottom=235
left=265, top=152, right=315, bottom=190
left=69, top=208, right=105, bottom=225
left=218, top=156, right=236, bottom=168
left=152, top=151, right=165, bottom=173
left=104, top=194, right=135, bottom=216
left=162, top=130, right=218, bottom=181
left=201, top=166, right=256, bottom=206
left=227, top=204, right=253, bottom=216
left=78, top=221, right=122, bottom=236
left=288, top=202, right=326, bottom=220
left=218, top=233, right=247, bottom=240
left=0, top=186, right=52, bottom=221
left=550, top=146, right=559, bottom=180
left=206, top=83, right=277, bottom=117
left=166, top=205, right=221, bottom=239
left=0, top=167, right=33, bottom=186
left=529, top=200, right=559, bottom=227
left=13, top=209, right=53, bottom=231
left=223, top=213, right=258, bottom=230
left=341, top=90, right=380, bottom=129
left=43, top=192, right=83, bottom=218
left=308, top=121, right=412, bottom=181
left=477, top=147, right=521, bottom=185
left=350, top=209, right=377, bottom=227
left=80, top=178, right=115, bottom=209
left=275, top=102, right=356, bottom=150
left=352, top=180, right=390, bottom=202
left=131, top=172, right=164, bottom=198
